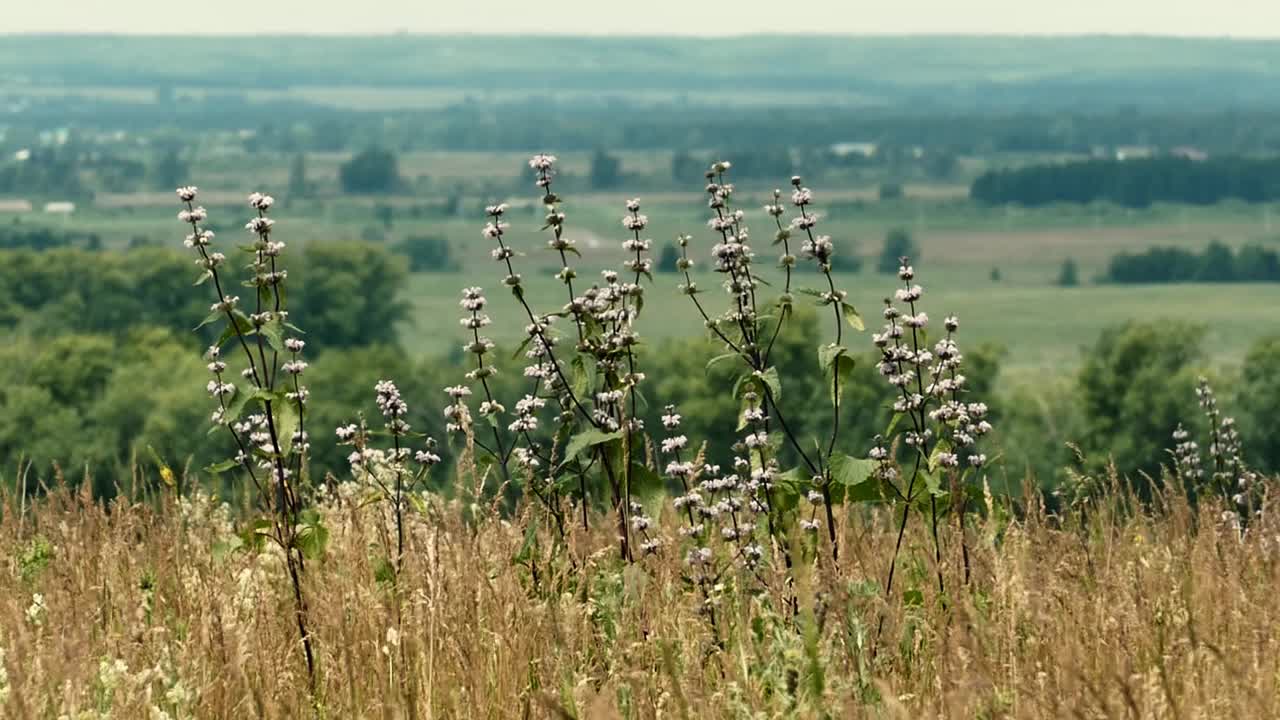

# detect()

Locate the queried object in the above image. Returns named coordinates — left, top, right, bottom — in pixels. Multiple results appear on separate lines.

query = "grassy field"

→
left=4, top=474, right=1279, bottom=717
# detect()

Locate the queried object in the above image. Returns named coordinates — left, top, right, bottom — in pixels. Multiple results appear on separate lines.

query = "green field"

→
left=7, top=177, right=1277, bottom=374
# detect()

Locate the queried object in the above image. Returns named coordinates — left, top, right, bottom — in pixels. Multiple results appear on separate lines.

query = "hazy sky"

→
left=7, top=0, right=1280, bottom=37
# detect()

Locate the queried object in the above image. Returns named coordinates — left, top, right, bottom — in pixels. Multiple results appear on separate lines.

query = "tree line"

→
left=1103, top=241, right=1280, bottom=284
left=971, top=156, right=1280, bottom=208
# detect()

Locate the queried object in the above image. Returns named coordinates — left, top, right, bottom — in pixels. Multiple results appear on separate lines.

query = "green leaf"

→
left=214, top=310, right=254, bottom=348
left=817, top=343, right=847, bottom=372
left=827, top=353, right=856, bottom=406
left=275, top=401, right=300, bottom=458
left=564, top=429, right=623, bottom=460
left=629, top=462, right=665, bottom=505
left=510, top=334, right=535, bottom=361
left=239, top=517, right=274, bottom=553
left=758, top=367, right=782, bottom=401
left=841, top=302, right=865, bottom=331
left=570, top=355, right=595, bottom=398
left=294, top=508, right=329, bottom=560
left=883, top=412, right=906, bottom=439
left=830, top=454, right=877, bottom=487
left=828, top=454, right=882, bottom=504
left=772, top=467, right=808, bottom=513
left=194, top=309, right=222, bottom=331
left=259, top=317, right=286, bottom=354
left=705, top=352, right=740, bottom=375
left=194, top=270, right=213, bottom=286
left=204, top=459, right=241, bottom=475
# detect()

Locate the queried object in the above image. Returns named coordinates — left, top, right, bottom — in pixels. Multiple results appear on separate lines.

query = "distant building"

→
left=44, top=201, right=76, bottom=214
left=830, top=142, right=878, bottom=158
left=1170, top=146, right=1209, bottom=162
left=0, top=199, right=33, bottom=213
left=1115, top=145, right=1156, bottom=161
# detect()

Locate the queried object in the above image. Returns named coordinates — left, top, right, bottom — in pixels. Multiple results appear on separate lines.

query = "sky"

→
left=6, top=0, right=1280, bottom=37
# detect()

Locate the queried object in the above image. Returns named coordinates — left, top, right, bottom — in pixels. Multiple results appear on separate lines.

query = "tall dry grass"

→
left=2, top=471, right=1278, bottom=719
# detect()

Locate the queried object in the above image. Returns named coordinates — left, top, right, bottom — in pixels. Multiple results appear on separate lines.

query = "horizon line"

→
left=2, top=30, right=1280, bottom=41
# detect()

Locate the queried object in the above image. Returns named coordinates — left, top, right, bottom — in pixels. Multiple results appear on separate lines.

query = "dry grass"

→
left=2, top=473, right=1279, bottom=719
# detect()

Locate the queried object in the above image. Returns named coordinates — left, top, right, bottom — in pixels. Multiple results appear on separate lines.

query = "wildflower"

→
left=176, top=186, right=198, bottom=202
left=245, top=217, right=274, bottom=234
left=25, top=593, right=46, bottom=626
left=184, top=229, right=214, bottom=247
left=282, top=360, right=308, bottom=375
left=685, top=547, right=713, bottom=566
left=482, top=221, right=508, bottom=239
left=285, top=338, right=305, bottom=353
left=485, top=202, right=509, bottom=216
left=661, top=435, right=688, bottom=453
left=460, top=287, right=487, bottom=311
left=622, top=214, right=648, bottom=231
left=528, top=154, right=557, bottom=171
left=375, top=380, right=408, bottom=418
left=248, top=192, right=275, bottom=210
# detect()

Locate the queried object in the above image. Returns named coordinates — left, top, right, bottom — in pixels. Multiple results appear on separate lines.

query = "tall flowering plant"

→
left=176, top=187, right=321, bottom=689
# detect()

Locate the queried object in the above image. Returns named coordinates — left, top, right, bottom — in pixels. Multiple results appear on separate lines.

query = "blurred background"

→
left=1, top=3, right=1278, bottom=494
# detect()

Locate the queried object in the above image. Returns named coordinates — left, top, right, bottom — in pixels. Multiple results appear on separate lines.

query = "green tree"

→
left=589, top=149, right=622, bottom=189
left=1236, top=335, right=1280, bottom=472
left=151, top=148, right=189, bottom=191
left=656, top=244, right=680, bottom=273
left=878, top=182, right=903, bottom=200
left=1196, top=240, right=1237, bottom=282
left=288, top=152, right=309, bottom=198
left=394, top=235, right=459, bottom=272
left=339, top=147, right=401, bottom=194
left=1057, top=258, right=1080, bottom=286
left=877, top=228, right=919, bottom=274
left=293, top=241, right=409, bottom=349
left=1077, top=321, right=1204, bottom=483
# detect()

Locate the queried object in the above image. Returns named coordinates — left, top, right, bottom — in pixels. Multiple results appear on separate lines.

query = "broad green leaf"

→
left=758, top=367, right=782, bottom=401
left=259, top=317, right=286, bottom=354
left=564, top=429, right=623, bottom=460
left=830, top=454, right=877, bottom=487
left=275, top=401, right=300, bottom=458
left=294, top=516, right=330, bottom=560
left=828, top=454, right=883, bottom=504
left=214, top=310, right=255, bottom=349
left=817, top=343, right=847, bottom=372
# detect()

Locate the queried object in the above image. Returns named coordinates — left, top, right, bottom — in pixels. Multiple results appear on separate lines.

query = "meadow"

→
left=4, top=477, right=1279, bottom=719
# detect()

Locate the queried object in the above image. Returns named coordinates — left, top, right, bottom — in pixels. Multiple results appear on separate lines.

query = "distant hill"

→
left=2, top=34, right=1280, bottom=110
